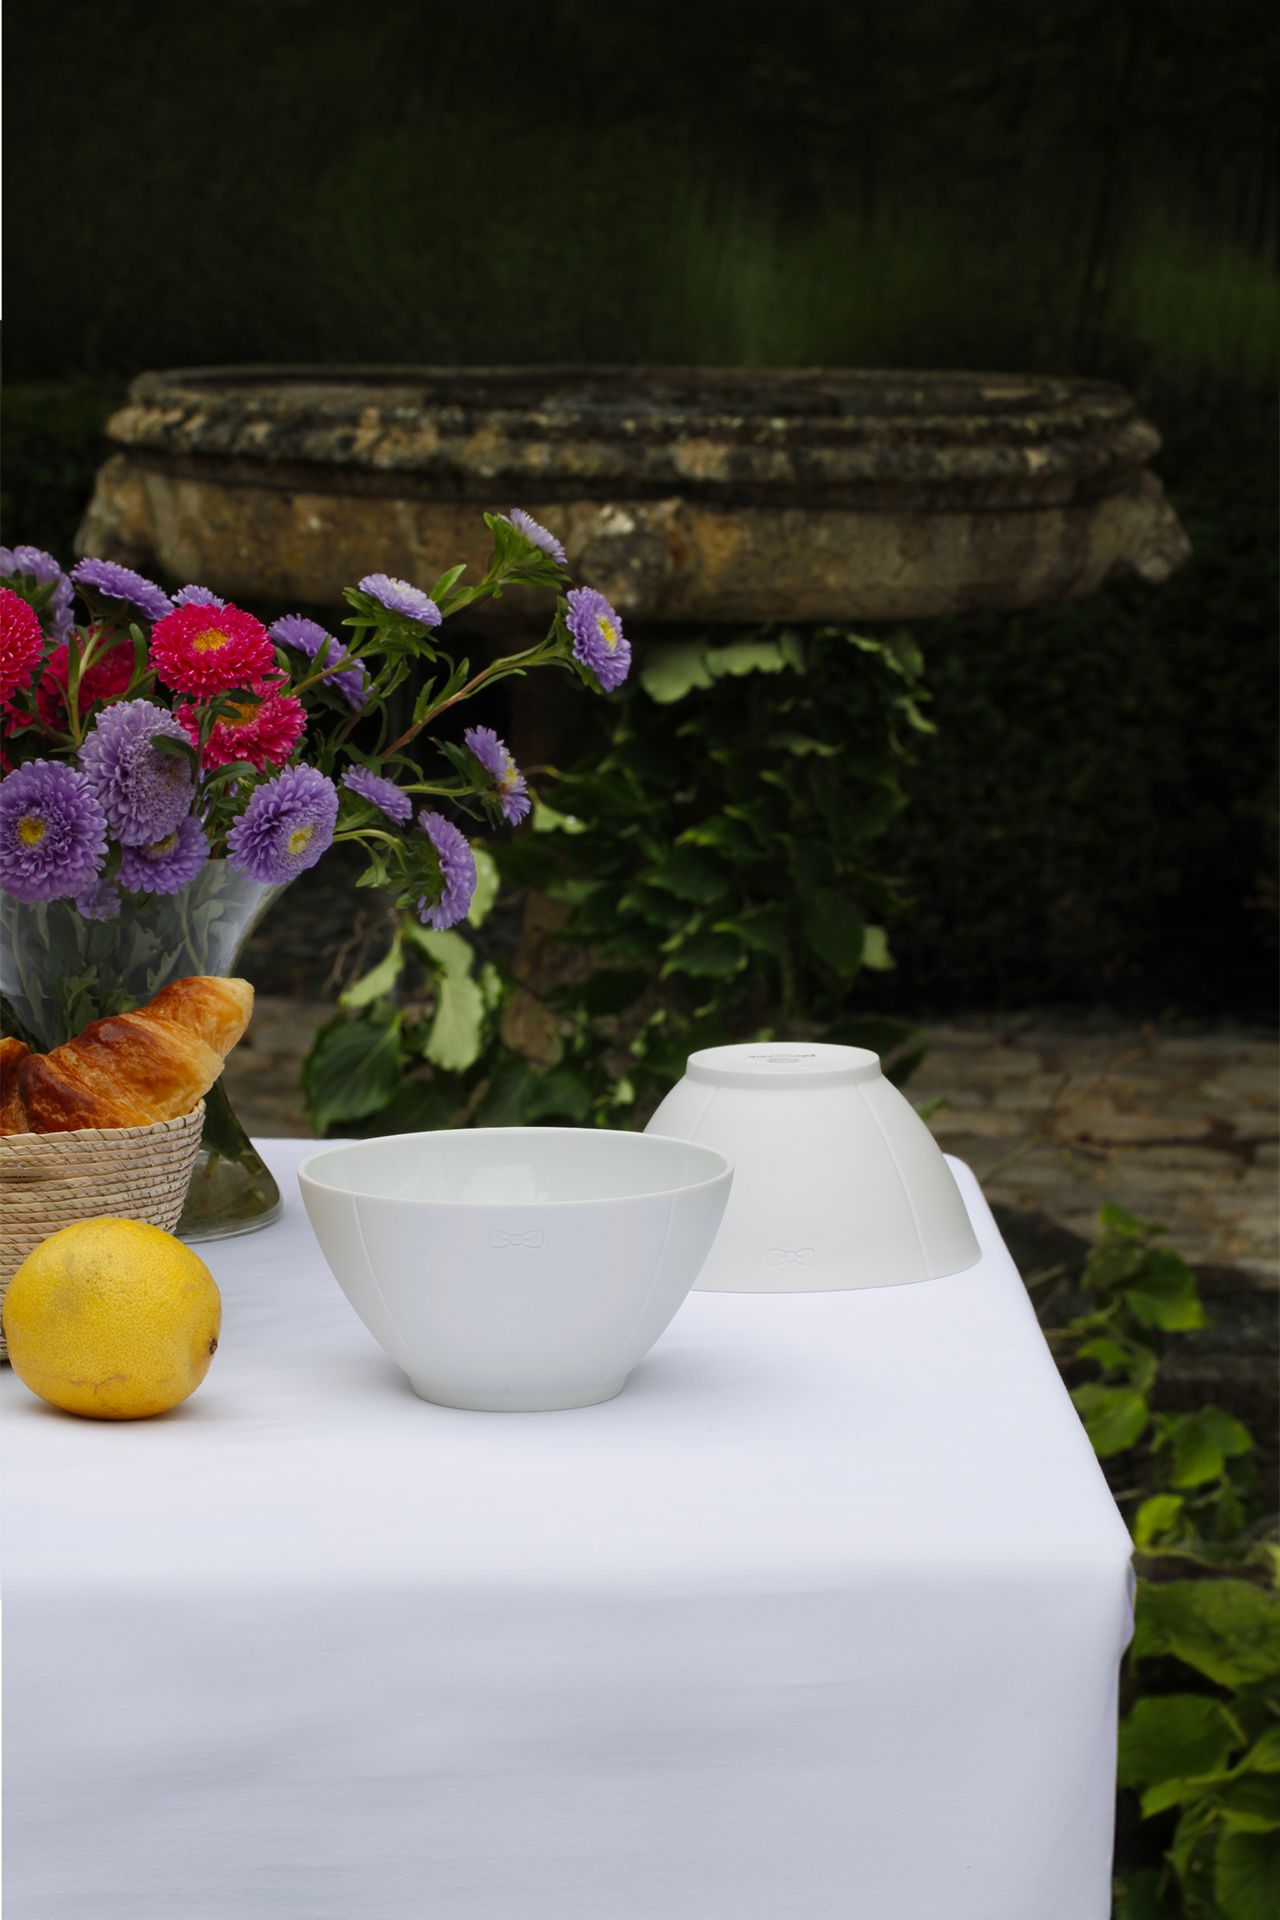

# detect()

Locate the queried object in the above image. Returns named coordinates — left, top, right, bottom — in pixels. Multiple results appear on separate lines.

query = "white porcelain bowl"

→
left=645, top=1042, right=979, bottom=1293
left=297, top=1128, right=733, bottom=1411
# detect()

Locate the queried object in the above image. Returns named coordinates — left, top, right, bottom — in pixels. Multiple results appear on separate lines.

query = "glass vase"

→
left=1, top=862, right=286, bottom=1241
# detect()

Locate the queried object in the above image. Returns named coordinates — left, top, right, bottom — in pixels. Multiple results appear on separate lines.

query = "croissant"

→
left=0, top=976, right=254, bottom=1135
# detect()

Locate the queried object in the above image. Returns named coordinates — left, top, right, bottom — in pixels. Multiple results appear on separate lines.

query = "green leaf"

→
left=660, top=932, right=747, bottom=979
left=401, top=922, right=487, bottom=1072
left=1119, top=1695, right=1243, bottom=1789
left=149, top=732, right=198, bottom=763
left=1077, top=1336, right=1132, bottom=1372
left=1111, top=1868, right=1177, bottom=1920
left=467, top=844, right=501, bottom=927
left=472, top=1063, right=541, bottom=1127
left=532, top=800, right=587, bottom=835
left=860, top=924, right=895, bottom=970
left=677, top=813, right=762, bottom=862
left=1124, top=1247, right=1207, bottom=1330
left=1215, top=1827, right=1280, bottom=1920
left=1086, top=1239, right=1148, bottom=1294
left=1099, top=1202, right=1152, bottom=1235
left=1070, top=1382, right=1149, bottom=1456
left=1241, top=1728, right=1280, bottom=1774
left=1217, top=1773, right=1280, bottom=1832
left=402, top=921, right=472, bottom=975
left=429, top=563, right=467, bottom=601
left=352, top=1077, right=459, bottom=1136
left=1141, top=1776, right=1198, bottom=1817
left=1131, top=1581, right=1280, bottom=1687
left=556, top=968, right=649, bottom=1016
left=303, top=1016, right=404, bottom=1132
left=716, top=904, right=789, bottom=957
left=645, top=845, right=732, bottom=904
left=704, top=638, right=790, bottom=679
left=522, top=1068, right=593, bottom=1124
left=803, top=887, right=865, bottom=978
left=1168, top=1798, right=1220, bottom=1894
left=641, top=642, right=715, bottom=703
left=1132, top=1494, right=1188, bottom=1548
left=767, top=730, right=842, bottom=758
left=339, top=935, right=405, bottom=1011
left=1159, top=1409, right=1254, bottom=1488
left=424, top=969, right=487, bottom=1072
left=640, top=636, right=796, bottom=704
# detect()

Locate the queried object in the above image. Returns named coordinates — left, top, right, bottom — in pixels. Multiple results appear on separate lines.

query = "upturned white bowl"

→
left=297, top=1128, right=733, bottom=1411
left=645, top=1042, right=979, bottom=1293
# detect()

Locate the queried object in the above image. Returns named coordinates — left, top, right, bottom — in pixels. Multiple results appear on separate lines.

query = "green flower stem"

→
left=383, top=639, right=558, bottom=758
left=287, top=638, right=370, bottom=700
left=331, top=827, right=403, bottom=848
left=62, top=624, right=109, bottom=747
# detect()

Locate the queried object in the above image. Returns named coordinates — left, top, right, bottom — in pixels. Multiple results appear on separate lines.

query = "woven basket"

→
left=0, top=1103, right=205, bottom=1357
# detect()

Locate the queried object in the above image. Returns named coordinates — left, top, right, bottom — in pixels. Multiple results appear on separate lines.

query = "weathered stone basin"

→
left=78, top=365, right=1189, bottom=624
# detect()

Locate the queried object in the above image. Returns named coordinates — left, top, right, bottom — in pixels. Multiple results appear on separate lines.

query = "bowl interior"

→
left=299, top=1127, right=730, bottom=1206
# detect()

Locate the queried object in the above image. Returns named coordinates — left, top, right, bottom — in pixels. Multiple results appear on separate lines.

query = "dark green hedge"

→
left=873, top=384, right=1277, bottom=1020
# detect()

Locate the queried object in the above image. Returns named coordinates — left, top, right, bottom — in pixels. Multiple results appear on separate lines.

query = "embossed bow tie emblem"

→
left=767, top=1247, right=815, bottom=1266
left=489, top=1230, right=544, bottom=1249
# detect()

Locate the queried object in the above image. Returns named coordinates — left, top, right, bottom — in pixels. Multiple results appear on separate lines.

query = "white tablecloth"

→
left=3, top=1142, right=1133, bottom=1919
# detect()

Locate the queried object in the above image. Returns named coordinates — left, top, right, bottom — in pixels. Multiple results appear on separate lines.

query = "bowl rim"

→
left=296, top=1125, right=734, bottom=1208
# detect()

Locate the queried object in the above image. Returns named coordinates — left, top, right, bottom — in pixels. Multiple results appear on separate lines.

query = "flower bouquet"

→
left=0, top=516, right=631, bottom=1233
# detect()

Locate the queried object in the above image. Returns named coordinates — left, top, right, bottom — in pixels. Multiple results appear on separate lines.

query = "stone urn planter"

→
left=77, top=365, right=1189, bottom=627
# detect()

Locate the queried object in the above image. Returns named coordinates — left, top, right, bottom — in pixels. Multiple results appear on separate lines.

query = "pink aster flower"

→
left=176, top=677, right=306, bottom=773
left=0, top=588, right=45, bottom=704
left=464, top=724, right=530, bottom=825
left=36, top=635, right=134, bottom=728
left=150, top=601, right=275, bottom=698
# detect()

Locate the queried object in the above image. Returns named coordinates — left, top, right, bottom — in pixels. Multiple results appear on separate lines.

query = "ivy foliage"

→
left=301, top=626, right=930, bottom=1135
left=1116, top=1569, right=1280, bottom=1920
left=1049, top=1206, right=1280, bottom=1920
left=1052, top=1204, right=1259, bottom=1548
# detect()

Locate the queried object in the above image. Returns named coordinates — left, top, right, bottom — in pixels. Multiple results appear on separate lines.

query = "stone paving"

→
left=223, top=997, right=330, bottom=1144
left=227, top=998, right=1278, bottom=1291
left=910, top=1016, right=1278, bottom=1292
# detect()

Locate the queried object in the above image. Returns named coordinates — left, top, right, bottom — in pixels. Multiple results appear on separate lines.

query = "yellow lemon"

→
left=3, top=1216, right=221, bottom=1420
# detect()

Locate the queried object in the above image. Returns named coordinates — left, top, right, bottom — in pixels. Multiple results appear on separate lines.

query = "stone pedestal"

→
left=77, top=365, right=1190, bottom=624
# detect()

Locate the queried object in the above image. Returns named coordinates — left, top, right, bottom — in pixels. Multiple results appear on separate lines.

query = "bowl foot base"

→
left=408, top=1376, right=626, bottom=1413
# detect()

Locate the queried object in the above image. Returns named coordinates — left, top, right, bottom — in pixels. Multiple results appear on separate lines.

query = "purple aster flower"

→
left=341, top=765, right=412, bottom=825
left=502, top=510, right=567, bottom=567
left=463, top=725, right=531, bottom=826
left=118, top=815, right=210, bottom=894
left=416, top=811, right=476, bottom=930
left=227, top=764, right=339, bottom=884
left=0, top=545, right=75, bottom=642
left=0, top=759, right=107, bottom=904
left=70, top=557, right=173, bottom=625
left=271, top=613, right=369, bottom=712
left=74, top=876, right=122, bottom=921
left=172, top=584, right=226, bottom=609
left=79, top=698, right=194, bottom=847
left=358, top=574, right=442, bottom=629
left=565, top=586, right=631, bottom=693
